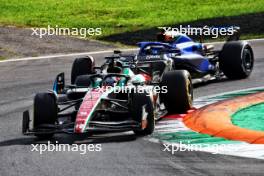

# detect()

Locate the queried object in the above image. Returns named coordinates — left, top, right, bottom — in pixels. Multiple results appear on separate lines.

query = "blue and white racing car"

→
left=134, top=30, right=254, bottom=83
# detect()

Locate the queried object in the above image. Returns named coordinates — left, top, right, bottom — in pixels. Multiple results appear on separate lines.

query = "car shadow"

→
left=99, top=12, right=264, bottom=45
left=193, top=76, right=246, bottom=89
left=0, top=132, right=137, bottom=147
left=193, top=77, right=229, bottom=88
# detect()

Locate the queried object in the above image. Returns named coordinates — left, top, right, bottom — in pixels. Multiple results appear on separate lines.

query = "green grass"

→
left=232, top=103, right=264, bottom=132
left=0, top=0, right=264, bottom=44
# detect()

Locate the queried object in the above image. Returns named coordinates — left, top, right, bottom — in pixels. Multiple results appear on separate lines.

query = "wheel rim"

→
left=242, top=49, right=253, bottom=73
left=186, top=78, right=193, bottom=106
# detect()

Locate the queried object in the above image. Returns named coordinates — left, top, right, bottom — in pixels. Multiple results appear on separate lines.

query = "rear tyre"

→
left=71, top=56, right=94, bottom=84
left=219, top=41, right=254, bottom=79
left=130, top=92, right=155, bottom=136
left=33, top=92, right=58, bottom=139
left=160, top=70, right=193, bottom=114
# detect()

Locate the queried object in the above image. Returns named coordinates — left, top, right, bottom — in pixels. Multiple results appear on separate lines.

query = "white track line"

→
left=0, top=48, right=137, bottom=63
left=0, top=38, right=263, bottom=63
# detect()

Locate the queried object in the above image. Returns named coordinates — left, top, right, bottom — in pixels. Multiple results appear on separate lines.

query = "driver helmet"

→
left=157, top=30, right=181, bottom=43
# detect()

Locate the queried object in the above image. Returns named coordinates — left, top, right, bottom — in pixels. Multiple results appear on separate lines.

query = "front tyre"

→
left=33, top=92, right=58, bottom=139
left=160, top=70, right=193, bottom=114
left=130, top=92, right=155, bottom=136
left=75, top=75, right=92, bottom=87
left=219, top=41, right=254, bottom=79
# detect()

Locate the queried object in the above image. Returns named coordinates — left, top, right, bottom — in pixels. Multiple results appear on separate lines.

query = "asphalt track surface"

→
left=1, top=40, right=264, bottom=176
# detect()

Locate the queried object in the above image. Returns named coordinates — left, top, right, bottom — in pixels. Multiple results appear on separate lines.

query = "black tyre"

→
left=75, top=75, right=92, bottom=87
left=160, top=70, right=193, bottom=114
left=22, top=111, right=30, bottom=134
left=71, top=56, right=94, bottom=84
left=33, top=92, right=58, bottom=139
left=219, top=41, right=254, bottom=79
left=130, top=92, right=155, bottom=136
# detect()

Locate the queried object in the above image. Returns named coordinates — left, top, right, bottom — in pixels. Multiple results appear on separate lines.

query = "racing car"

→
left=135, top=29, right=254, bottom=83
left=22, top=53, right=193, bottom=139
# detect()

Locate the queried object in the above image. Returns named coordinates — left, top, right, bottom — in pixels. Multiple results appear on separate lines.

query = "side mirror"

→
left=53, top=72, right=65, bottom=94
